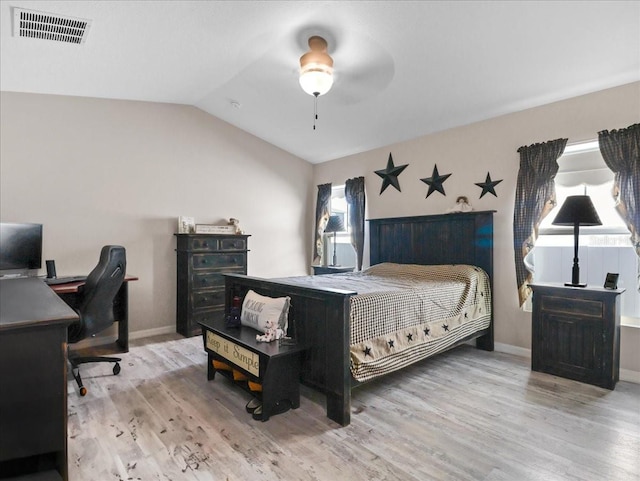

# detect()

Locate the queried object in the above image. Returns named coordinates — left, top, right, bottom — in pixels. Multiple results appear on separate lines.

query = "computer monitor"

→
left=0, top=222, right=43, bottom=272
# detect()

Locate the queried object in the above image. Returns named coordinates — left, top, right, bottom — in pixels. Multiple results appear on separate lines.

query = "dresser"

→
left=530, top=283, right=625, bottom=389
left=175, top=234, right=249, bottom=337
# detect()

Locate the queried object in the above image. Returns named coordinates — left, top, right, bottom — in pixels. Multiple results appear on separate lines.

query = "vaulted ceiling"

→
left=1, top=1, right=638, bottom=164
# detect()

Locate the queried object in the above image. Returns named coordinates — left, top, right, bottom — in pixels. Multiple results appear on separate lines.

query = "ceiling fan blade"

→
left=331, top=52, right=395, bottom=105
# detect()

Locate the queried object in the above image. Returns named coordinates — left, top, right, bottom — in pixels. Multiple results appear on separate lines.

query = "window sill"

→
left=622, top=316, right=640, bottom=329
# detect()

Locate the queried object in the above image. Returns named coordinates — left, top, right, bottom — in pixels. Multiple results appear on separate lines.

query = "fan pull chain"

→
left=313, top=92, right=319, bottom=130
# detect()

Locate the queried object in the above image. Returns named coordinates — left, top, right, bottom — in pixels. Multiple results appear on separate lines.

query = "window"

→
left=330, top=185, right=356, bottom=267
left=538, top=141, right=627, bottom=235
left=330, top=185, right=349, bottom=234
left=528, top=141, right=639, bottom=319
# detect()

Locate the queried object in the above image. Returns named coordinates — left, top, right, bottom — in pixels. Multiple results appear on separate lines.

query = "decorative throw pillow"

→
left=240, top=290, right=290, bottom=333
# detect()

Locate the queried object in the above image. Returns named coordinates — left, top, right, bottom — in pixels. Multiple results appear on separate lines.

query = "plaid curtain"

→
left=598, top=123, right=640, bottom=260
left=313, top=183, right=332, bottom=265
left=513, top=138, right=567, bottom=306
left=345, top=177, right=366, bottom=271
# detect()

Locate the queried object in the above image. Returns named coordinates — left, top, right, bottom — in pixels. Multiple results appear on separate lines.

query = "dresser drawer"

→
left=192, top=289, right=225, bottom=310
left=192, top=271, right=224, bottom=290
left=220, top=238, right=246, bottom=251
left=192, top=253, right=246, bottom=270
left=187, top=236, right=247, bottom=251
left=189, top=237, right=220, bottom=251
left=192, top=268, right=245, bottom=290
left=192, top=308, right=225, bottom=326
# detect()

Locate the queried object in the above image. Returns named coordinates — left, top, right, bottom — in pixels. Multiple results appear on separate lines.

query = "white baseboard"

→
left=72, top=325, right=177, bottom=349
left=494, top=342, right=640, bottom=384
left=620, top=368, right=640, bottom=384
left=129, top=325, right=176, bottom=340
left=494, top=342, right=531, bottom=359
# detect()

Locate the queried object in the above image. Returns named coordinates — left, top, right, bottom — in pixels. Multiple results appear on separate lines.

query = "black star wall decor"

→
left=475, top=172, right=503, bottom=198
left=420, top=164, right=452, bottom=197
left=375, top=153, right=408, bottom=194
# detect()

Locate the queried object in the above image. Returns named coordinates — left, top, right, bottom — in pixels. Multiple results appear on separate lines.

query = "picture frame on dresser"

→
left=604, top=273, right=619, bottom=290
left=178, top=216, right=195, bottom=234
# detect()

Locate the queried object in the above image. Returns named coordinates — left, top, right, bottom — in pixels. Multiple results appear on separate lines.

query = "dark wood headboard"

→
left=368, top=210, right=495, bottom=281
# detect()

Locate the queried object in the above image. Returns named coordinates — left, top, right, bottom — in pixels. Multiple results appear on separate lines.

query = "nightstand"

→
left=529, top=283, right=625, bottom=389
left=311, top=265, right=354, bottom=275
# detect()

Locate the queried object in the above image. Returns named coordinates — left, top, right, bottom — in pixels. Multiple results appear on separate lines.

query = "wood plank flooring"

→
left=67, top=334, right=640, bottom=481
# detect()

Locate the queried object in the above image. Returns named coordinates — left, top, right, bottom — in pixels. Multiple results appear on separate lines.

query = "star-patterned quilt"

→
left=274, top=263, right=491, bottom=382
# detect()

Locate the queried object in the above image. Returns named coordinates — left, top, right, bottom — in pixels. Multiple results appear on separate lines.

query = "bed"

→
left=223, top=210, right=495, bottom=426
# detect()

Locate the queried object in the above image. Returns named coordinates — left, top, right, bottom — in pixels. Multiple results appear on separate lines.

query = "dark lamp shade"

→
left=324, top=215, right=346, bottom=234
left=552, top=195, right=602, bottom=226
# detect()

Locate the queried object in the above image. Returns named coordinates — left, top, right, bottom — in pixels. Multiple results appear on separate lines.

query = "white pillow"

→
left=240, top=290, right=290, bottom=333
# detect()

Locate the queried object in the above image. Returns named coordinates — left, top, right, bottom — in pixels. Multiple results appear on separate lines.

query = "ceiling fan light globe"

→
left=299, top=66, right=333, bottom=96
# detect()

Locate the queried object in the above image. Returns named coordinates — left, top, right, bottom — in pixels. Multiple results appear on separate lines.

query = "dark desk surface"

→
left=49, top=274, right=138, bottom=294
left=0, top=277, right=78, bottom=330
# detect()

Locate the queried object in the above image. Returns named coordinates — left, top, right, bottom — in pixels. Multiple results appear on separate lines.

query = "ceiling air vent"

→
left=13, top=8, right=91, bottom=45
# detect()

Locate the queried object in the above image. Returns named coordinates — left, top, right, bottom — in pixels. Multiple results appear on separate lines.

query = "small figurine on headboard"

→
left=446, top=196, right=474, bottom=213
left=228, top=218, right=243, bottom=235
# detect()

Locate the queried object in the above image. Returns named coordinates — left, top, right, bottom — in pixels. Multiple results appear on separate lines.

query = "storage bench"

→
left=199, top=317, right=305, bottom=421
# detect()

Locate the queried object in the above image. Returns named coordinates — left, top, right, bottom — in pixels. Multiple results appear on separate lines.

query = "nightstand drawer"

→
left=540, top=295, right=604, bottom=319
left=192, top=253, right=246, bottom=270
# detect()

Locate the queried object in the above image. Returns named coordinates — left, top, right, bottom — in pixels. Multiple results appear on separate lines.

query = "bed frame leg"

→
left=326, top=392, right=350, bottom=427
left=476, top=325, right=494, bottom=351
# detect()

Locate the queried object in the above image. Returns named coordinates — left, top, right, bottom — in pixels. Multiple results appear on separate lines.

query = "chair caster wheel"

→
left=80, top=387, right=87, bottom=396
left=113, top=363, right=121, bottom=375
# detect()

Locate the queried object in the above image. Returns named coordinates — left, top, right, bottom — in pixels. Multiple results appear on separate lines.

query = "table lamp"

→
left=324, top=215, right=346, bottom=266
left=552, top=195, right=602, bottom=287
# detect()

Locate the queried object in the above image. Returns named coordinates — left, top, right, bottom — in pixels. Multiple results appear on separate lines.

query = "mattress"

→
left=273, top=262, right=492, bottom=382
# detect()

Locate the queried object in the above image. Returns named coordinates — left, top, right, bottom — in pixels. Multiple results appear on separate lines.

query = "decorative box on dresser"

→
left=529, top=283, right=625, bottom=389
left=175, top=234, right=249, bottom=337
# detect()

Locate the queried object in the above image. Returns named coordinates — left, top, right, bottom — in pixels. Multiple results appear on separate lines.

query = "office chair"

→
left=68, top=245, right=126, bottom=396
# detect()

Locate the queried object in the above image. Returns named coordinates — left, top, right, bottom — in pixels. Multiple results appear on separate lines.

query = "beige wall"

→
left=0, top=92, right=313, bottom=334
left=2, top=85, right=638, bottom=376
left=312, top=81, right=640, bottom=376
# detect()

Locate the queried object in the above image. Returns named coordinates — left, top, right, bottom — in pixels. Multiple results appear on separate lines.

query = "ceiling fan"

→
left=294, top=28, right=395, bottom=129
left=294, top=27, right=395, bottom=105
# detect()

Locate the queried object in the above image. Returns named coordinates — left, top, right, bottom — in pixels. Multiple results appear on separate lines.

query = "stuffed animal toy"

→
left=256, top=319, right=284, bottom=343
left=446, top=196, right=474, bottom=213
left=228, top=218, right=243, bottom=234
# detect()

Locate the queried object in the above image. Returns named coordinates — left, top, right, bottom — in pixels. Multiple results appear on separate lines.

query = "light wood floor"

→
left=67, top=334, right=640, bottom=481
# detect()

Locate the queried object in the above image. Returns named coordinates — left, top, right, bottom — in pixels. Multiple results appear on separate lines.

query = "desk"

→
left=0, top=277, right=78, bottom=480
left=50, top=275, right=137, bottom=354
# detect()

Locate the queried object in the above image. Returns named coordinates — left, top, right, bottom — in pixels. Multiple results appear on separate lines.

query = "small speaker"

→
left=46, top=260, right=57, bottom=279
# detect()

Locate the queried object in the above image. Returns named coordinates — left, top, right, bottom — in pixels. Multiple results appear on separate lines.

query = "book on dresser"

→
left=175, top=233, right=250, bottom=337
